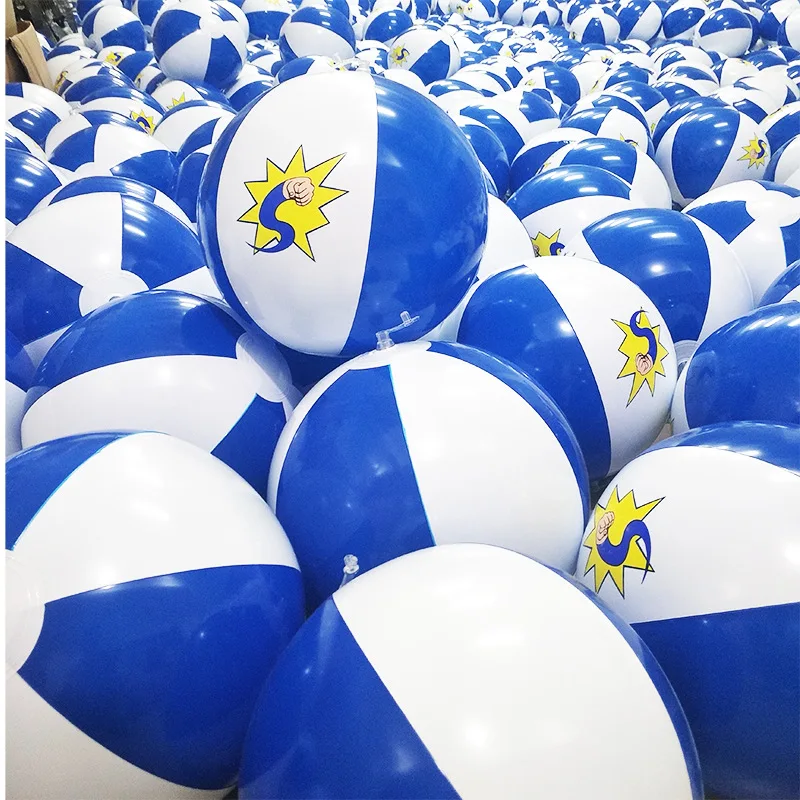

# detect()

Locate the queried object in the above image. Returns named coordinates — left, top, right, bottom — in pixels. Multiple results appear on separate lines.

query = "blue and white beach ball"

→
left=5, top=149, right=65, bottom=234
left=760, top=258, right=800, bottom=304
left=507, top=164, right=646, bottom=256
left=760, top=100, right=800, bottom=154
left=198, top=72, right=487, bottom=356
left=655, top=106, right=770, bottom=207
left=672, top=302, right=800, bottom=430
left=269, top=341, right=589, bottom=607
left=275, top=54, right=342, bottom=82
left=278, top=6, right=356, bottom=62
left=684, top=179, right=800, bottom=301
left=48, top=122, right=178, bottom=195
left=6, top=83, right=71, bottom=123
left=22, top=291, right=298, bottom=495
left=508, top=126, right=593, bottom=193
left=765, top=134, right=800, bottom=188
left=131, top=0, right=165, bottom=37
left=661, top=0, right=707, bottom=40
left=570, top=6, right=621, bottom=44
left=153, top=99, right=234, bottom=152
left=41, top=174, right=194, bottom=231
left=617, top=0, right=663, bottom=40
left=239, top=543, right=702, bottom=799
left=150, top=77, right=232, bottom=108
left=82, top=4, right=147, bottom=52
left=152, top=0, right=248, bottom=88
left=693, top=7, right=753, bottom=57
left=43, top=109, right=142, bottom=157
left=561, top=104, right=653, bottom=155
left=242, top=0, right=294, bottom=40
left=457, top=258, right=678, bottom=480
left=386, top=27, right=460, bottom=83
left=362, top=7, right=415, bottom=41
left=5, top=98, right=61, bottom=149
left=566, top=208, right=754, bottom=363
left=77, top=0, right=121, bottom=22
left=574, top=421, right=799, bottom=800
left=79, top=85, right=166, bottom=134
left=6, top=192, right=212, bottom=366
left=539, top=137, right=671, bottom=208
left=6, top=430, right=304, bottom=799
left=6, top=331, right=35, bottom=457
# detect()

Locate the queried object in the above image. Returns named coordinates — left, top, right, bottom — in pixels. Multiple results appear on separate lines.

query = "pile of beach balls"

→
left=5, top=0, right=800, bottom=797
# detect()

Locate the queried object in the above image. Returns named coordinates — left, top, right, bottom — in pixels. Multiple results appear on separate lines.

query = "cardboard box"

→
left=6, top=0, right=52, bottom=89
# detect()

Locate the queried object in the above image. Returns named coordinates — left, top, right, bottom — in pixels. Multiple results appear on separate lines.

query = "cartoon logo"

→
left=54, top=70, right=68, bottom=92
left=390, top=45, right=410, bottom=65
left=614, top=310, right=669, bottom=405
left=582, top=486, right=663, bottom=596
left=103, top=51, right=124, bottom=65
left=167, top=92, right=187, bottom=109
left=739, top=136, right=768, bottom=168
left=531, top=229, right=565, bottom=256
left=239, top=145, right=347, bottom=260
left=619, top=133, right=640, bottom=149
left=130, top=110, right=155, bottom=134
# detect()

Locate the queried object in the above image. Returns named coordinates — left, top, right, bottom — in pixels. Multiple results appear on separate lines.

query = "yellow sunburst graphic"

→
left=130, top=110, right=155, bottom=135
left=738, top=136, right=768, bottom=168
left=531, top=229, right=564, bottom=257
left=582, top=486, right=663, bottom=597
left=103, top=51, right=124, bottom=65
left=239, top=145, right=347, bottom=260
left=390, top=45, right=410, bottom=65
left=54, top=70, right=68, bottom=92
left=613, top=310, right=669, bottom=405
left=167, top=92, right=187, bottom=109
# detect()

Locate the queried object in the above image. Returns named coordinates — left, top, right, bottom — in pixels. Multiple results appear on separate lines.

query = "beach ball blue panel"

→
left=198, top=71, right=487, bottom=357
left=240, top=544, right=701, bottom=799
left=575, top=422, right=800, bottom=800
left=5, top=149, right=65, bottom=233
left=671, top=303, right=800, bottom=431
left=7, top=431, right=304, bottom=798
left=22, top=290, right=298, bottom=496
left=6, top=192, right=213, bottom=366
left=269, top=340, right=589, bottom=608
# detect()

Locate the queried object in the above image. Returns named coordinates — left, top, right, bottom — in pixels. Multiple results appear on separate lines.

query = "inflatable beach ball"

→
left=131, top=0, right=165, bottom=37
left=78, top=85, right=166, bottom=134
left=152, top=0, right=247, bottom=89
left=671, top=302, right=800, bottom=431
left=507, top=164, right=647, bottom=257
left=684, top=180, right=800, bottom=301
left=570, top=6, right=621, bottom=44
left=242, top=0, right=294, bottom=41
left=655, top=106, right=770, bottom=207
left=239, top=543, right=702, bottom=799
left=278, top=6, right=356, bottom=63
left=6, top=192, right=211, bottom=366
left=574, top=421, right=799, bottom=800
left=693, top=7, right=753, bottom=57
left=765, top=135, right=800, bottom=189
left=386, top=28, right=460, bottom=84
left=198, top=71, right=487, bottom=357
left=538, top=137, right=671, bottom=209
left=457, top=258, right=678, bottom=480
left=760, top=258, right=800, bottom=304
left=7, top=431, right=304, bottom=799
left=82, top=4, right=147, bottom=52
left=6, top=332, right=35, bottom=457
left=269, top=340, right=589, bottom=608
left=5, top=149, right=65, bottom=234
left=566, top=208, right=753, bottom=363
left=22, top=291, right=297, bottom=495
left=617, top=0, right=663, bottom=40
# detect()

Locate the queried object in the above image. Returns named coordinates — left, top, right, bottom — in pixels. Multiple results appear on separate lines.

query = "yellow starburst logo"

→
left=531, top=229, right=564, bottom=257
left=54, top=70, right=68, bottom=92
left=130, top=110, right=155, bottom=135
left=582, top=486, right=663, bottom=597
left=167, top=92, right=187, bottom=109
left=613, top=310, right=669, bottom=405
left=390, top=45, right=410, bottom=65
left=239, top=145, right=347, bottom=260
left=738, top=136, right=768, bottom=168
left=104, top=51, right=124, bottom=64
